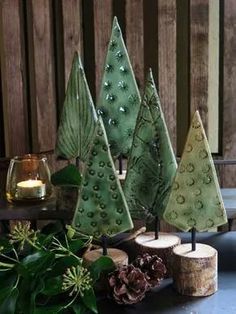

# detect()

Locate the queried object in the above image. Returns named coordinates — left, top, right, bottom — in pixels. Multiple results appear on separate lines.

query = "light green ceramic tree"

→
left=56, top=51, right=97, bottom=161
left=163, top=111, right=227, bottom=232
left=124, top=69, right=177, bottom=223
left=97, top=17, right=141, bottom=158
left=72, top=117, right=133, bottom=239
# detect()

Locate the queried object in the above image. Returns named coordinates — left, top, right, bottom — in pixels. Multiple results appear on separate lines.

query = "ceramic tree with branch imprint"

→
left=124, top=70, right=180, bottom=273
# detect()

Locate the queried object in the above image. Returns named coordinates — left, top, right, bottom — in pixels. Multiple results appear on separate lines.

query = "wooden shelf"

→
left=0, top=199, right=73, bottom=220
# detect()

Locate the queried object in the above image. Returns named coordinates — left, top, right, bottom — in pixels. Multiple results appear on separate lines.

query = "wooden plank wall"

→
left=0, top=0, right=236, bottom=189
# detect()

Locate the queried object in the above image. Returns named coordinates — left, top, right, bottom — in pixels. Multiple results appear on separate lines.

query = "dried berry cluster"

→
left=108, top=253, right=166, bottom=305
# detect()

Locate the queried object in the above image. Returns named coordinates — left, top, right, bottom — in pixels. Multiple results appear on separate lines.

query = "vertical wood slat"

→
left=190, top=0, right=209, bottom=131
left=93, top=0, right=113, bottom=98
left=62, top=0, right=83, bottom=86
left=222, top=0, right=236, bottom=187
left=207, top=0, right=220, bottom=153
left=158, top=0, right=177, bottom=152
left=0, top=0, right=29, bottom=156
left=176, top=0, right=190, bottom=156
left=126, top=0, right=144, bottom=91
left=157, top=0, right=177, bottom=233
left=26, top=0, right=57, bottom=153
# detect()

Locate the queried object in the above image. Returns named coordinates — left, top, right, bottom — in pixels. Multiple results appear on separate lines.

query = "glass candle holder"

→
left=6, top=154, right=52, bottom=202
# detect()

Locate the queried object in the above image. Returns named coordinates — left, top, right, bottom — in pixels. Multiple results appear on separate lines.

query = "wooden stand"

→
left=172, top=243, right=217, bottom=296
left=83, top=248, right=128, bottom=267
left=135, top=232, right=181, bottom=275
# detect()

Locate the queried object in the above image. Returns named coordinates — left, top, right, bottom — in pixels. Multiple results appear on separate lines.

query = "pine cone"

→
left=133, top=253, right=166, bottom=288
left=108, top=264, right=149, bottom=304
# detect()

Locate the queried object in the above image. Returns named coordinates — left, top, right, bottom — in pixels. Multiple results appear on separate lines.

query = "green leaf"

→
left=67, top=238, right=85, bottom=254
left=0, top=272, right=17, bottom=290
left=48, top=255, right=79, bottom=277
left=51, top=164, right=82, bottom=187
left=72, top=303, right=90, bottom=314
left=89, top=256, right=115, bottom=282
left=18, top=277, right=44, bottom=314
left=42, top=276, right=63, bottom=296
left=81, top=288, right=97, bottom=314
left=0, top=237, right=13, bottom=253
left=55, top=52, right=97, bottom=161
left=34, top=305, right=65, bottom=314
left=21, top=251, right=55, bottom=275
left=0, top=288, right=18, bottom=314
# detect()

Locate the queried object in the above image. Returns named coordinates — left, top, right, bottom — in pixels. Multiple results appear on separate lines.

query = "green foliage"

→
left=0, top=222, right=114, bottom=313
left=97, top=17, right=141, bottom=158
left=51, top=164, right=82, bottom=187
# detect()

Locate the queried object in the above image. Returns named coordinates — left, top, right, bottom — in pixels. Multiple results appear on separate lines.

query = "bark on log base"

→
left=83, top=248, right=128, bottom=267
left=135, top=232, right=181, bottom=275
left=172, top=243, right=217, bottom=296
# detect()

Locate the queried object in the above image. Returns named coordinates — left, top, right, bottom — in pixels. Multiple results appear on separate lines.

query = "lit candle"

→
left=16, top=179, right=46, bottom=199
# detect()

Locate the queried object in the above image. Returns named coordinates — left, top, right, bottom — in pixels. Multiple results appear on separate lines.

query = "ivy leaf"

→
left=51, top=164, right=82, bottom=187
left=0, top=237, right=13, bottom=254
left=48, top=255, right=79, bottom=278
left=0, top=287, right=19, bottom=314
left=21, top=251, right=55, bottom=275
left=42, top=276, right=63, bottom=296
left=33, top=305, right=65, bottom=314
left=89, top=256, right=115, bottom=282
left=72, top=303, right=90, bottom=314
left=81, top=288, right=97, bottom=314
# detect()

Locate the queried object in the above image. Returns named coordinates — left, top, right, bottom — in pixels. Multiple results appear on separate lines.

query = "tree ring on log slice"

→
left=83, top=248, right=128, bottom=292
left=172, top=243, right=217, bottom=296
left=134, top=232, right=181, bottom=276
left=83, top=248, right=128, bottom=267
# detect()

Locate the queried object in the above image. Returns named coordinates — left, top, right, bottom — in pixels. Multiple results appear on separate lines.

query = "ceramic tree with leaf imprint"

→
left=97, top=17, right=141, bottom=158
left=124, top=70, right=180, bottom=273
left=163, top=111, right=227, bottom=296
left=56, top=51, right=97, bottom=162
left=72, top=117, right=133, bottom=264
left=53, top=52, right=97, bottom=209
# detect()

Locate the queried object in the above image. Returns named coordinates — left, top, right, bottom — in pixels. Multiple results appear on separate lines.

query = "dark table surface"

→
left=98, top=232, right=236, bottom=314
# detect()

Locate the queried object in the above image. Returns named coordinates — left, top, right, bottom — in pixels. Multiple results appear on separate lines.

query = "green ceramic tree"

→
left=124, top=70, right=177, bottom=226
left=72, top=117, right=133, bottom=239
left=163, top=111, right=227, bottom=232
left=56, top=51, right=97, bottom=161
left=97, top=17, right=141, bottom=158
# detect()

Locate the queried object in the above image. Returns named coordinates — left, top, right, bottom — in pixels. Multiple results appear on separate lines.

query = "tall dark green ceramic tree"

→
left=163, top=111, right=227, bottom=232
left=73, top=117, right=133, bottom=239
left=56, top=52, right=97, bottom=161
left=97, top=17, right=141, bottom=158
left=124, top=69, right=177, bottom=223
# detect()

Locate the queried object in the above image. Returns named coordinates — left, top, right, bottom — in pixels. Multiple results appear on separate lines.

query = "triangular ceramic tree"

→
left=163, top=111, right=227, bottom=236
left=97, top=17, right=141, bottom=158
left=56, top=51, right=97, bottom=161
left=124, top=70, right=177, bottom=232
left=72, top=117, right=133, bottom=239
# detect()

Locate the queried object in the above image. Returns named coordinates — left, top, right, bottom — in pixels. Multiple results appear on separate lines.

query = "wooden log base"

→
left=83, top=248, right=128, bottom=267
left=135, top=232, right=181, bottom=275
left=172, top=243, right=217, bottom=296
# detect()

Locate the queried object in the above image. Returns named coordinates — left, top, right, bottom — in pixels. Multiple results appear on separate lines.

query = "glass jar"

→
left=6, top=154, right=52, bottom=202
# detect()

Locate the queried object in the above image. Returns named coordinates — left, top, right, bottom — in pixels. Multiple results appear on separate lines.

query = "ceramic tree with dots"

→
left=97, top=16, right=141, bottom=163
left=72, top=117, right=133, bottom=266
left=124, top=70, right=180, bottom=273
left=56, top=51, right=97, bottom=162
left=163, top=110, right=227, bottom=296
